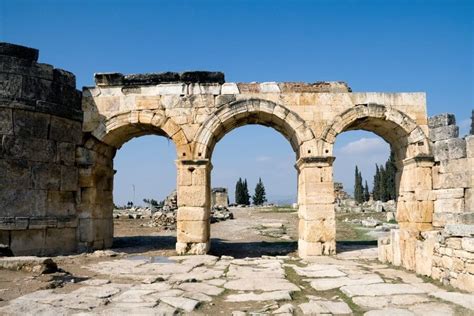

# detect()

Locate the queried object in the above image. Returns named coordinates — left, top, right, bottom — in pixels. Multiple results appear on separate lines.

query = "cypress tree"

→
left=364, top=180, right=370, bottom=202
left=252, top=178, right=267, bottom=205
left=354, top=166, right=364, bottom=204
left=384, top=151, right=397, bottom=201
left=235, top=178, right=243, bottom=204
left=243, top=179, right=250, bottom=205
left=373, top=165, right=380, bottom=201
left=378, top=165, right=387, bottom=202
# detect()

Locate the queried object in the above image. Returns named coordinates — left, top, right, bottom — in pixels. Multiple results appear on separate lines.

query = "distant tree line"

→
left=354, top=151, right=397, bottom=203
left=235, top=177, right=267, bottom=205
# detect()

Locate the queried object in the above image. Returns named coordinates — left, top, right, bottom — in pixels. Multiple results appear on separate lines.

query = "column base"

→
left=176, top=241, right=210, bottom=255
left=298, top=239, right=336, bottom=258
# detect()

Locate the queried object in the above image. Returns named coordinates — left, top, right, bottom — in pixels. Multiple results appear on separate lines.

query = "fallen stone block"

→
left=0, top=256, right=58, bottom=274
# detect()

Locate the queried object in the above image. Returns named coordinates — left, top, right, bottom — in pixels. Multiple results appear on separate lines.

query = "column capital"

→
left=295, top=156, right=335, bottom=170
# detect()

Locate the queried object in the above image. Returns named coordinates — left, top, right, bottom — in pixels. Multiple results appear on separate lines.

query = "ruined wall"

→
left=0, top=43, right=82, bottom=255
left=211, top=188, right=228, bottom=207
left=379, top=113, right=474, bottom=292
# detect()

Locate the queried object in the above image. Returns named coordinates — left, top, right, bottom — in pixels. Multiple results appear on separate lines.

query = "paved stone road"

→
left=1, top=247, right=473, bottom=315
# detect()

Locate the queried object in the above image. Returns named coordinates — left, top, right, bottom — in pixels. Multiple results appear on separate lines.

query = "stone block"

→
left=49, top=116, right=82, bottom=144
left=0, top=158, right=31, bottom=189
left=44, top=227, right=76, bottom=254
left=461, top=237, right=474, bottom=252
left=434, top=188, right=465, bottom=199
left=177, top=185, right=209, bottom=208
left=298, top=203, right=334, bottom=220
left=221, top=83, right=239, bottom=94
left=415, top=231, right=437, bottom=276
left=429, top=125, right=459, bottom=142
left=433, top=139, right=463, bottom=161
left=0, top=189, right=47, bottom=217
left=391, top=229, right=401, bottom=266
left=10, top=229, right=46, bottom=256
left=28, top=217, right=57, bottom=229
left=0, top=73, right=22, bottom=98
left=466, top=135, right=474, bottom=158
left=0, top=136, right=57, bottom=162
left=31, top=163, right=61, bottom=190
left=465, top=189, right=474, bottom=212
left=13, top=109, right=50, bottom=138
left=57, top=142, right=76, bottom=165
left=0, top=107, right=13, bottom=135
left=0, top=217, right=28, bottom=230
left=450, top=273, right=474, bottom=292
left=298, top=218, right=335, bottom=242
left=61, top=165, right=78, bottom=191
left=177, top=207, right=210, bottom=221
left=433, top=171, right=470, bottom=189
left=428, top=113, right=455, bottom=128
left=46, top=190, right=76, bottom=216
left=434, top=198, right=464, bottom=213
left=177, top=220, right=210, bottom=243
left=78, top=218, right=113, bottom=243
left=444, top=224, right=474, bottom=237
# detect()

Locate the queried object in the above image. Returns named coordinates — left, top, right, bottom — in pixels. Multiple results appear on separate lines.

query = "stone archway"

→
left=175, top=99, right=319, bottom=255
left=76, top=109, right=187, bottom=251
left=321, top=103, right=434, bottom=269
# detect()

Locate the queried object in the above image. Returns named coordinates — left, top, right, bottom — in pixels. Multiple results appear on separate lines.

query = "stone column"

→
left=175, top=159, right=212, bottom=255
left=296, top=156, right=336, bottom=257
left=396, top=155, right=435, bottom=270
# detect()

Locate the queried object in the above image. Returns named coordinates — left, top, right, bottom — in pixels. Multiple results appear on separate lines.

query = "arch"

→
left=91, top=109, right=191, bottom=157
left=193, top=99, right=317, bottom=159
left=320, top=103, right=431, bottom=160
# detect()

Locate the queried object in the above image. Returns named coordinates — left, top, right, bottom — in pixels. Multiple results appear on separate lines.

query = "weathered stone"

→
left=226, top=291, right=292, bottom=302
left=428, top=113, right=456, bottom=129
left=429, top=125, right=458, bottom=142
left=340, top=283, right=425, bottom=297
left=159, top=296, right=199, bottom=312
left=429, top=291, right=474, bottom=310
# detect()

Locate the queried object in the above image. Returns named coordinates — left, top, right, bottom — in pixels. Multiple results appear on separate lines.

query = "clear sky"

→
left=2, top=0, right=472, bottom=204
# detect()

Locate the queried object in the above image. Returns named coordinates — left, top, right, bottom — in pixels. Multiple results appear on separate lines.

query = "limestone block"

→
left=429, top=125, right=458, bottom=142
left=10, top=229, right=46, bottom=256
left=450, top=273, right=474, bottom=292
left=176, top=241, right=210, bottom=255
left=78, top=218, right=113, bottom=243
left=298, top=203, right=334, bottom=221
left=57, top=142, right=76, bottom=165
left=61, top=165, right=78, bottom=191
left=396, top=200, right=433, bottom=223
left=391, top=229, right=401, bottom=266
left=46, top=191, right=76, bottom=216
left=399, top=229, right=418, bottom=270
left=434, top=188, right=465, bottom=199
left=177, top=207, right=210, bottom=221
left=49, top=116, right=82, bottom=144
left=156, top=83, right=186, bottom=95
left=461, top=237, right=474, bottom=252
left=260, top=82, right=280, bottom=93
left=0, top=158, right=31, bottom=189
left=444, top=224, right=474, bottom=237
left=465, top=189, right=474, bottom=212
left=177, top=220, right=210, bottom=243
left=44, top=227, right=76, bottom=254
left=0, top=108, right=13, bottom=135
left=433, top=138, right=466, bottom=161
left=466, top=135, right=474, bottom=158
left=298, top=218, right=335, bottom=242
left=433, top=171, right=470, bottom=189
left=434, top=198, right=464, bottom=213
left=13, top=109, right=50, bottom=139
left=415, top=231, right=438, bottom=276
left=188, top=83, right=221, bottom=95
left=428, top=113, right=455, bottom=128
left=177, top=184, right=209, bottom=208
left=31, top=163, right=61, bottom=190
left=221, top=83, right=239, bottom=94
left=0, top=189, right=47, bottom=217
left=0, top=217, right=28, bottom=230
left=1, top=136, right=57, bottom=162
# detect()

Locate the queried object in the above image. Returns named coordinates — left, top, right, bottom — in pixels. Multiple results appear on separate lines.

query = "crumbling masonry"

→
left=0, top=43, right=472, bottom=292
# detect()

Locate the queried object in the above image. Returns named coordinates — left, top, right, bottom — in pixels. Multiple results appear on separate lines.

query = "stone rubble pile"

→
left=336, top=198, right=396, bottom=214
left=210, top=205, right=234, bottom=223
left=113, top=207, right=154, bottom=219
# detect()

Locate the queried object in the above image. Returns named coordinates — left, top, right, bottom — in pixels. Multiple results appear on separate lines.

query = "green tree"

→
left=252, top=178, right=267, bottom=205
left=243, top=179, right=251, bottom=205
left=364, top=180, right=370, bottom=202
left=235, top=178, right=244, bottom=204
left=384, top=151, right=397, bottom=201
left=373, top=164, right=380, bottom=201
left=354, top=166, right=364, bottom=204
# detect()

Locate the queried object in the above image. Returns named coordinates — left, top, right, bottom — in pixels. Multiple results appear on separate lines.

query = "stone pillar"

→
left=296, top=156, right=336, bottom=257
left=175, top=159, right=211, bottom=255
left=397, top=155, right=435, bottom=270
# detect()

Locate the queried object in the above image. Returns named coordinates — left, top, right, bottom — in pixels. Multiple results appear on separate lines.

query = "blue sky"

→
left=2, top=0, right=472, bottom=204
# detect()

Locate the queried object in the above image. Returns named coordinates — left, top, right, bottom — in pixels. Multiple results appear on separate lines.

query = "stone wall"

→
left=379, top=113, right=474, bottom=292
left=0, top=43, right=82, bottom=255
left=211, top=187, right=228, bottom=207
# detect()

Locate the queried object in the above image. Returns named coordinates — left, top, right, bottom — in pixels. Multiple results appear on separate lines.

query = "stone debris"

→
left=0, top=256, right=58, bottom=274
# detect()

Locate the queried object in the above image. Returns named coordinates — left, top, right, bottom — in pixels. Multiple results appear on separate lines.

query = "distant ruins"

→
left=0, top=42, right=472, bottom=292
